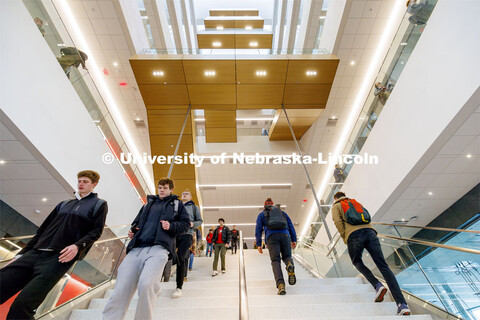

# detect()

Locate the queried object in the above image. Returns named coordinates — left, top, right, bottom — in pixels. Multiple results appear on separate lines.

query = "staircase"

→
left=70, top=249, right=433, bottom=319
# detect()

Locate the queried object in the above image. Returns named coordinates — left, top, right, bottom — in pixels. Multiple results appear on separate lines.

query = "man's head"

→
left=233, top=225, right=236, bottom=230
left=218, top=218, right=225, bottom=226
left=334, top=191, right=346, bottom=200
left=77, top=170, right=99, bottom=196
left=335, top=164, right=339, bottom=169
left=264, top=197, right=274, bottom=209
left=209, top=229, right=213, bottom=234
left=182, top=189, right=192, bottom=202
left=158, top=178, right=174, bottom=198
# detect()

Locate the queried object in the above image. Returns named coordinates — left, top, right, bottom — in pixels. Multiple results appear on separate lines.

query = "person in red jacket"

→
left=206, top=229, right=214, bottom=257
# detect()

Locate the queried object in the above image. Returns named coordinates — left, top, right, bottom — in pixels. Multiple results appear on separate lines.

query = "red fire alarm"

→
left=119, top=82, right=127, bottom=87
left=303, top=198, right=307, bottom=203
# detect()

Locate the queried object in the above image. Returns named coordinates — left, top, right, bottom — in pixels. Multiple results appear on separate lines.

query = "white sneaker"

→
left=212, top=271, right=218, bottom=277
left=222, top=270, right=226, bottom=274
left=171, top=288, right=182, bottom=298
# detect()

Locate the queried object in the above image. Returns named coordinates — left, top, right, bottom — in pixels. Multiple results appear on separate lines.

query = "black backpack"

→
left=265, top=206, right=288, bottom=230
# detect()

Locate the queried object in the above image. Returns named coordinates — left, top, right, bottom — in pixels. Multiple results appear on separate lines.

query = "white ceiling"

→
left=0, top=120, right=73, bottom=227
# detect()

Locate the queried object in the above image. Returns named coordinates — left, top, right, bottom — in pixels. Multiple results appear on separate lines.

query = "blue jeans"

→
left=206, top=243, right=213, bottom=257
left=188, top=253, right=194, bottom=270
left=347, top=228, right=406, bottom=305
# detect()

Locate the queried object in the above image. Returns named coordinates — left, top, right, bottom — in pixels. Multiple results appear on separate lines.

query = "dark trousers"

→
left=175, top=234, right=192, bottom=289
left=266, top=232, right=293, bottom=286
left=347, top=228, right=406, bottom=305
left=0, top=250, right=74, bottom=320
left=231, top=238, right=238, bottom=254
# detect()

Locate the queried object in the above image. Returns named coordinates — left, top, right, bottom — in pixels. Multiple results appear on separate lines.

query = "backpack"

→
left=265, top=206, right=288, bottom=230
left=340, top=199, right=371, bottom=225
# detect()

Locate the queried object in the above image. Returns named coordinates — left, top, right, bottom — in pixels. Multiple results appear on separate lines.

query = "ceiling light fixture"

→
left=306, top=70, right=317, bottom=76
left=56, top=1, right=155, bottom=194
left=198, top=183, right=292, bottom=187
left=216, top=26, right=224, bottom=30
left=212, top=41, right=222, bottom=47
left=245, top=26, right=252, bottom=30
left=428, top=192, right=433, bottom=196
left=42, top=198, right=48, bottom=202
left=466, top=154, right=472, bottom=158
left=400, top=42, right=407, bottom=46
left=249, top=41, right=258, bottom=47
left=350, top=61, right=356, bottom=66
left=152, top=71, right=164, bottom=76
left=330, top=116, right=337, bottom=120
left=195, top=117, right=275, bottom=122
left=113, top=62, right=118, bottom=67
left=319, top=16, right=326, bottom=20
left=0, top=160, right=5, bottom=164
left=204, top=70, right=216, bottom=77
left=255, top=70, right=267, bottom=76
left=301, top=0, right=406, bottom=237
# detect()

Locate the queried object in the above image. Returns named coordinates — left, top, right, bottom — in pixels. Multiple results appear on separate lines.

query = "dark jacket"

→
left=212, top=225, right=231, bottom=244
left=183, top=200, right=203, bottom=236
left=127, top=194, right=190, bottom=255
left=255, top=209, right=297, bottom=246
left=18, top=193, right=108, bottom=260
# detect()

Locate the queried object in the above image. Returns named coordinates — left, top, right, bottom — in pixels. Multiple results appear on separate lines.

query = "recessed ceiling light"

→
left=216, top=26, right=224, bottom=30
left=34, top=209, right=41, bottom=214
left=42, top=198, right=48, bottom=202
left=330, top=116, right=337, bottom=120
left=255, top=70, right=267, bottom=76
left=245, top=26, right=252, bottom=30
left=136, top=117, right=141, bottom=121
left=306, top=70, right=317, bottom=76
left=350, top=61, right=356, bottom=66
left=428, top=192, right=433, bottom=196
left=400, top=42, right=407, bottom=46
left=212, top=41, right=222, bottom=47
left=113, top=62, right=118, bottom=67
left=0, top=160, right=5, bottom=164
left=319, top=16, right=326, bottom=20
left=466, top=154, right=472, bottom=158
left=152, top=71, right=164, bottom=76
left=249, top=41, right=258, bottom=47
left=204, top=70, right=216, bottom=77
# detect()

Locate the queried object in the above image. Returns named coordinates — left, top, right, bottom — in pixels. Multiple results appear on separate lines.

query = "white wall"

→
left=193, top=0, right=275, bottom=21
left=316, top=0, right=480, bottom=244
left=318, top=0, right=346, bottom=52
left=0, top=0, right=143, bottom=227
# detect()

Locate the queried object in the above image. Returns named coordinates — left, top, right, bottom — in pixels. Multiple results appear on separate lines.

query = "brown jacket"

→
left=331, top=196, right=375, bottom=243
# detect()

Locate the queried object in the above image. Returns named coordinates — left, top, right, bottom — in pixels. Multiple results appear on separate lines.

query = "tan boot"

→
left=277, top=283, right=286, bottom=295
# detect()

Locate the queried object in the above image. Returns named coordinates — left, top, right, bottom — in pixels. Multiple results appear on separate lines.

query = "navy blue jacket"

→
left=255, top=210, right=297, bottom=246
left=127, top=194, right=190, bottom=256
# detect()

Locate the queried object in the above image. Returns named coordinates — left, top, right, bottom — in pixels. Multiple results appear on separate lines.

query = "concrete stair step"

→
left=248, top=283, right=372, bottom=296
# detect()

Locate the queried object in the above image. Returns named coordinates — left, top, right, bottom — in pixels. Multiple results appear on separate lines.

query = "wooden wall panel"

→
left=204, top=20, right=235, bottom=29
left=197, top=34, right=235, bottom=48
left=204, top=110, right=236, bottom=128
left=139, top=85, right=189, bottom=105
left=235, top=34, right=272, bottom=49
left=237, top=84, right=284, bottom=105
left=205, top=127, right=237, bottom=143
left=209, top=9, right=235, bottom=16
left=283, top=84, right=332, bottom=106
left=182, top=60, right=235, bottom=83
left=234, top=19, right=264, bottom=29
left=234, top=9, right=259, bottom=16
left=236, top=59, right=288, bottom=84
left=187, top=84, right=236, bottom=105
left=148, top=114, right=192, bottom=135
left=130, top=59, right=185, bottom=84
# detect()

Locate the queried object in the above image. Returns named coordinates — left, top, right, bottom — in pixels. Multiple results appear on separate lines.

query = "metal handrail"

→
left=239, top=230, right=249, bottom=320
left=0, top=224, right=130, bottom=242
left=378, top=234, right=480, bottom=255
left=371, top=222, right=480, bottom=234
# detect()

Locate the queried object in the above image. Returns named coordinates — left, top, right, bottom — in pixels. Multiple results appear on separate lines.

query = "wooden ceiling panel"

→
left=285, top=58, right=339, bottom=84
left=197, top=34, right=235, bottom=48
left=237, top=84, right=285, bottom=105
left=235, top=34, right=273, bottom=49
left=146, top=105, right=190, bottom=111
left=187, top=84, right=236, bottom=105
left=182, top=60, right=235, bottom=83
left=234, top=9, right=259, bottom=16
left=283, top=84, right=332, bottom=106
left=205, top=127, right=237, bottom=143
left=204, top=110, right=236, bottom=128
left=130, top=58, right=186, bottom=84
left=170, top=179, right=197, bottom=196
left=148, top=114, right=192, bottom=135
left=150, top=134, right=193, bottom=155
left=197, top=104, right=237, bottom=110
left=153, top=163, right=196, bottom=180
left=139, top=85, right=189, bottom=105
left=204, top=20, right=235, bottom=29
left=209, top=9, right=235, bottom=16
left=236, top=60, right=288, bottom=83
left=234, top=19, right=264, bottom=29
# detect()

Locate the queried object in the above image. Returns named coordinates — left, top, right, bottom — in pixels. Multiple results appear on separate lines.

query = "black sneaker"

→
left=286, top=263, right=296, bottom=285
left=277, top=283, right=286, bottom=295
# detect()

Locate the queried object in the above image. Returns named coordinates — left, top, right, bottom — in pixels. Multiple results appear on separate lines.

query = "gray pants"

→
left=102, top=245, right=169, bottom=320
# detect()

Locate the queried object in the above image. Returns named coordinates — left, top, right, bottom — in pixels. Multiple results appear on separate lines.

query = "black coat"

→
left=212, top=225, right=231, bottom=244
left=127, top=194, right=190, bottom=255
